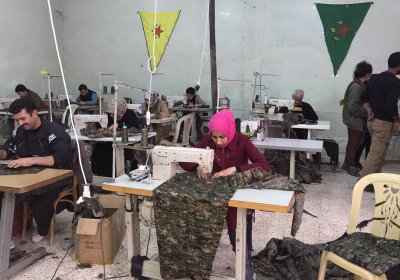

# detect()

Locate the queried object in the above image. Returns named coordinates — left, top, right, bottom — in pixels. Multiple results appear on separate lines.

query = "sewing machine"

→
left=268, top=98, right=294, bottom=112
left=151, top=145, right=214, bottom=180
left=0, top=98, right=15, bottom=110
left=73, top=114, right=108, bottom=132
left=127, top=145, right=214, bottom=225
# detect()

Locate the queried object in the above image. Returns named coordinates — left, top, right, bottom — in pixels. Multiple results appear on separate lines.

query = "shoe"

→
left=10, top=239, right=15, bottom=250
left=32, top=232, right=45, bottom=243
left=341, top=162, right=349, bottom=171
left=347, top=166, right=360, bottom=177
left=354, top=162, right=363, bottom=170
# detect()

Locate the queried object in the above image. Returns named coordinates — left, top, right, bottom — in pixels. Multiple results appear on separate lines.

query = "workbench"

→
left=102, top=174, right=294, bottom=280
left=0, top=168, right=73, bottom=279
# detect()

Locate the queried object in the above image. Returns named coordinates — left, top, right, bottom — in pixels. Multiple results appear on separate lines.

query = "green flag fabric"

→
left=316, top=2, right=373, bottom=76
left=139, top=11, right=181, bottom=71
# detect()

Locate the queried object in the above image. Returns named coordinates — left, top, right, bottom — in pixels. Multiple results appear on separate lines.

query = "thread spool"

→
left=141, top=127, right=148, bottom=147
left=121, top=124, right=128, bottom=143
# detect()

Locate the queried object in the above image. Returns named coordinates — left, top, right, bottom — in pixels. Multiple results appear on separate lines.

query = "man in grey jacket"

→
left=342, top=61, right=372, bottom=176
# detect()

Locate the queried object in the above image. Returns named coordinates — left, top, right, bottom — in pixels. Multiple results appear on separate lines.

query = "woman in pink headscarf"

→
left=180, top=109, right=270, bottom=252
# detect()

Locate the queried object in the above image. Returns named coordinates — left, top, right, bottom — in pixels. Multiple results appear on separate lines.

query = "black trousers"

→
left=18, top=183, right=66, bottom=236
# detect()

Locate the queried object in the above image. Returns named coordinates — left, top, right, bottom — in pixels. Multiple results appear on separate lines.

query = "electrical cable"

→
left=100, top=217, right=106, bottom=280
left=50, top=213, right=77, bottom=280
left=144, top=0, right=158, bottom=127
left=145, top=226, right=151, bottom=257
left=46, top=0, right=88, bottom=186
left=196, top=0, right=210, bottom=87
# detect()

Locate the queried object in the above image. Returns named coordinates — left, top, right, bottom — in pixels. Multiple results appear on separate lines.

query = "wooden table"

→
left=0, top=168, right=73, bottom=279
left=252, top=137, right=323, bottom=179
left=102, top=174, right=294, bottom=280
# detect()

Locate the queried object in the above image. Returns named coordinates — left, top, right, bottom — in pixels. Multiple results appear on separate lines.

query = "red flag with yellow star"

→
left=316, top=3, right=373, bottom=76
left=139, top=11, right=180, bottom=71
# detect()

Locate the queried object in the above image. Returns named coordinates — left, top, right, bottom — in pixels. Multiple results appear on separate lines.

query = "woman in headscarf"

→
left=144, top=91, right=171, bottom=144
left=180, top=109, right=270, bottom=256
left=105, top=96, right=138, bottom=130
left=91, top=97, right=139, bottom=177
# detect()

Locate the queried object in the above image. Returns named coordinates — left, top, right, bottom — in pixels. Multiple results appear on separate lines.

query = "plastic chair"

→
left=160, top=112, right=195, bottom=147
left=21, top=174, right=77, bottom=245
left=22, top=140, right=92, bottom=245
left=318, top=173, right=400, bottom=280
left=61, top=104, right=78, bottom=128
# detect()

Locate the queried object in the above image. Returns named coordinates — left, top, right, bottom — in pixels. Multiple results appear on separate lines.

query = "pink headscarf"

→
left=209, top=109, right=236, bottom=147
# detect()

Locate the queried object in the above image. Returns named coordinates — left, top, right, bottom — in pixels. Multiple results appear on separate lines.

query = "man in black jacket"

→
left=0, top=98, right=72, bottom=243
left=359, top=52, right=400, bottom=178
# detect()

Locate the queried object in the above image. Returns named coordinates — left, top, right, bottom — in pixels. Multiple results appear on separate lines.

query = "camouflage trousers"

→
left=153, top=168, right=304, bottom=280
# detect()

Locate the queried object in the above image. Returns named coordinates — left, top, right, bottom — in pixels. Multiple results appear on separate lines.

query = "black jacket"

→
left=2, top=120, right=72, bottom=169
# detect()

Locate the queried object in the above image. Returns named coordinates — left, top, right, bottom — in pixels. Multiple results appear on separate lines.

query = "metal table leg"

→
left=125, top=194, right=141, bottom=259
left=235, top=208, right=247, bottom=280
left=0, top=193, right=46, bottom=279
left=289, top=150, right=295, bottom=179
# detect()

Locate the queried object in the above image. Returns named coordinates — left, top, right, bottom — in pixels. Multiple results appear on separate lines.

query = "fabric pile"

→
left=253, top=237, right=351, bottom=280
left=153, top=168, right=304, bottom=279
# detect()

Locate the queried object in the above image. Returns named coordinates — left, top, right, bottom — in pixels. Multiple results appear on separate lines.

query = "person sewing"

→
left=76, top=84, right=98, bottom=106
left=185, top=86, right=206, bottom=107
left=91, top=97, right=139, bottom=177
left=180, top=109, right=270, bottom=279
left=144, top=91, right=171, bottom=144
left=185, top=86, right=208, bottom=140
left=0, top=98, right=73, bottom=243
left=15, top=84, right=47, bottom=111
left=279, top=89, right=318, bottom=139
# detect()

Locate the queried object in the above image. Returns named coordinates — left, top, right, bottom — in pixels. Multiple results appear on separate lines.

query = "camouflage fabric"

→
left=0, top=164, right=45, bottom=175
left=283, top=111, right=301, bottom=125
left=247, top=176, right=305, bottom=236
left=328, top=232, right=400, bottom=276
left=153, top=168, right=304, bottom=280
left=80, top=127, right=141, bottom=138
left=253, top=237, right=351, bottom=280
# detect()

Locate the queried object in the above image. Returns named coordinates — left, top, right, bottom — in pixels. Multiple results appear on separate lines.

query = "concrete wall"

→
left=1, top=0, right=400, bottom=137
left=0, top=0, right=64, bottom=98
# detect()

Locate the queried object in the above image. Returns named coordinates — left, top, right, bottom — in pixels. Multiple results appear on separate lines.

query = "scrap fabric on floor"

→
left=153, top=168, right=304, bottom=280
left=252, top=237, right=351, bottom=280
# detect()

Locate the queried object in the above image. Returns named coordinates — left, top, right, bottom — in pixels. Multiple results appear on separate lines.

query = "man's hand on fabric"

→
left=211, top=166, right=237, bottom=179
left=8, top=157, right=36, bottom=168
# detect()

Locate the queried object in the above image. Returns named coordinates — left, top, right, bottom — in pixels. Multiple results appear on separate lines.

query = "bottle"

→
left=122, top=123, right=128, bottom=143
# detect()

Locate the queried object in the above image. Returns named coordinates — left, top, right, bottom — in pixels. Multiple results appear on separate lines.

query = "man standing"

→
left=15, top=84, right=47, bottom=111
left=0, top=98, right=72, bottom=243
left=360, top=52, right=400, bottom=178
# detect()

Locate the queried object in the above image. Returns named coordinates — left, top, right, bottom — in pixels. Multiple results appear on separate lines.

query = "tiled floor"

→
left=6, top=147, right=399, bottom=280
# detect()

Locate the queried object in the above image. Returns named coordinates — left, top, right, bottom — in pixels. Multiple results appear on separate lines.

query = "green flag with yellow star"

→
left=316, top=2, right=373, bottom=76
left=139, top=10, right=180, bottom=71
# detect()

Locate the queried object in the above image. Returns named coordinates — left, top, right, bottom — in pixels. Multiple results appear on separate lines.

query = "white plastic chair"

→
left=160, top=112, right=195, bottom=147
left=318, top=173, right=400, bottom=280
left=61, top=104, right=78, bottom=128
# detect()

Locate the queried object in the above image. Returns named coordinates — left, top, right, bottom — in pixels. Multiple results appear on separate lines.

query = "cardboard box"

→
left=75, top=194, right=126, bottom=264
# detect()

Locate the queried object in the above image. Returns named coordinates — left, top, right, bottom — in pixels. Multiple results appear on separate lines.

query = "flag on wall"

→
left=316, top=2, right=373, bottom=76
left=139, top=10, right=181, bottom=71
